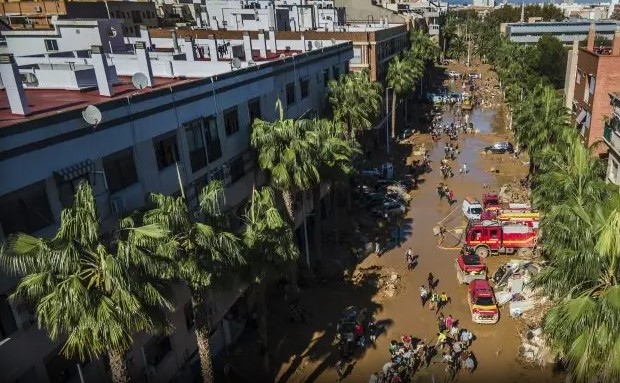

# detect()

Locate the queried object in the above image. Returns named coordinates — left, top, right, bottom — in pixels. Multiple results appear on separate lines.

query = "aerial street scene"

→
left=1, top=0, right=620, bottom=382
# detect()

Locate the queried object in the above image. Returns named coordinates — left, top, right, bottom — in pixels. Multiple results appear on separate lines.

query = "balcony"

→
left=603, top=118, right=620, bottom=156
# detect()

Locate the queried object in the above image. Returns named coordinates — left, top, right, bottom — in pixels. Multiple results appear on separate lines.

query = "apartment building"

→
left=0, top=0, right=158, bottom=36
left=603, top=92, right=620, bottom=185
left=504, top=19, right=620, bottom=45
left=565, top=24, right=620, bottom=155
left=0, top=21, right=353, bottom=383
left=149, top=21, right=409, bottom=82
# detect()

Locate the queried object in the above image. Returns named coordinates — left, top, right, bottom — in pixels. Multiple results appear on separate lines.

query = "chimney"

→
left=612, top=27, right=620, bottom=56
left=206, top=35, right=219, bottom=62
left=90, top=45, right=113, bottom=97
left=242, top=31, right=253, bottom=61
left=139, top=25, right=152, bottom=50
left=135, top=41, right=154, bottom=87
left=587, top=22, right=596, bottom=51
left=0, top=54, right=29, bottom=115
left=258, top=29, right=267, bottom=58
left=172, top=30, right=180, bottom=54
left=269, top=27, right=277, bottom=53
left=183, top=38, right=196, bottom=61
left=301, top=33, right=306, bottom=52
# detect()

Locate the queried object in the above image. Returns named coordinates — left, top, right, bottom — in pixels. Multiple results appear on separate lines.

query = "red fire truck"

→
left=482, top=193, right=531, bottom=212
left=464, top=220, right=537, bottom=258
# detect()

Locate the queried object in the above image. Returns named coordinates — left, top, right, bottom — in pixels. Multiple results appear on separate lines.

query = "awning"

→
left=576, top=110, right=587, bottom=124
left=54, top=159, right=94, bottom=182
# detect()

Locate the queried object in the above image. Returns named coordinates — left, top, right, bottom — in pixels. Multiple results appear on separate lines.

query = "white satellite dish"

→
left=279, top=53, right=286, bottom=59
left=331, top=38, right=336, bottom=45
left=315, top=41, right=323, bottom=49
left=132, top=72, right=149, bottom=90
left=82, top=105, right=102, bottom=127
left=247, top=59, right=256, bottom=66
left=231, top=57, right=242, bottom=69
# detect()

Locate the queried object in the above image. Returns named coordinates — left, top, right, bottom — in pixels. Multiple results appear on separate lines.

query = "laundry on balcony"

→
left=576, top=110, right=587, bottom=124
left=53, top=159, right=95, bottom=182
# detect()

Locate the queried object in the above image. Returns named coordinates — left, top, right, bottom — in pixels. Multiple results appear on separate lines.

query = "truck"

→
left=482, top=193, right=530, bottom=212
left=461, top=92, right=474, bottom=111
left=465, top=220, right=537, bottom=258
left=455, top=251, right=487, bottom=284
left=468, top=279, right=499, bottom=324
left=479, top=211, right=540, bottom=229
left=462, top=197, right=484, bottom=221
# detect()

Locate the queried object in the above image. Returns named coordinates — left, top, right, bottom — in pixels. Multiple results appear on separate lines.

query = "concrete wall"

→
left=0, top=43, right=352, bottom=383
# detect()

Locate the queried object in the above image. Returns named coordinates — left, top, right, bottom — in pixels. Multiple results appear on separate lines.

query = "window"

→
left=333, top=66, right=340, bottom=80
left=351, top=47, right=362, bottom=64
left=57, top=176, right=91, bottom=209
left=286, top=83, right=296, bottom=105
left=153, top=133, right=179, bottom=170
left=589, top=74, right=596, bottom=95
left=241, top=13, right=255, bottom=21
left=323, top=69, right=330, bottom=87
left=44, top=39, right=58, bottom=52
left=228, top=156, right=245, bottom=184
left=489, top=229, right=499, bottom=239
left=248, top=98, right=261, bottom=127
left=0, top=294, right=17, bottom=341
left=0, top=181, right=53, bottom=235
left=186, top=119, right=207, bottom=173
left=300, top=78, right=310, bottom=99
left=224, top=108, right=240, bottom=136
left=203, top=116, right=222, bottom=162
left=144, top=336, right=172, bottom=367
left=184, top=303, right=194, bottom=331
left=103, top=148, right=138, bottom=193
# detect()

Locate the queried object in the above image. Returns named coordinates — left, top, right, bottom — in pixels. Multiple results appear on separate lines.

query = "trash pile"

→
left=477, top=83, right=503, bottom=109
left=499, top=183, right=531, bottom=204
left=349, top=267, right=402, bottom=299
left=490, top=259, right=555, bottom=366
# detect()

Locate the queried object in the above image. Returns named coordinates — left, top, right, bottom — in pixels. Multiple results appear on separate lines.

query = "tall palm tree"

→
left=387, top=54, right=423, bottom=139
left=0, top=181, right=174, bottom=383
left=409, top=29, right=439, bottom=64
left=447, top=35, right=467, bottom=62
left=242, top=186, right=298, bottom=372
left=328, top=70, right=382, bottom=140
left=142, top=181, right=244, bottom=383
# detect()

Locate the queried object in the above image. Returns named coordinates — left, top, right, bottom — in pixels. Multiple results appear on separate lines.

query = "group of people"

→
left=436, top=182, right=455, bottom=205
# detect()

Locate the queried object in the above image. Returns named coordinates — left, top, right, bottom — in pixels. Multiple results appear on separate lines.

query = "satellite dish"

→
left=131, top=72, right=149, bottom=90
left=279, top=53, right=286, bottom=59
left=247, top=59, right=256, bottom=66
left=82, top=105, right=102, bottom=127
left=232, top=57, right=242, bottom=69
left=331, top=38, right=336, bottom=45
left=315, top=41, right=323, bottom=49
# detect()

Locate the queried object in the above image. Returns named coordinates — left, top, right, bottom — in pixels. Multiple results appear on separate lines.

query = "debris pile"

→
left=518, top=327, right=555, bottom=366
left=350, top=267, right=402, bottom=298
left=477, top=83, right=503, bottom=109
left=499, top=183, right=531, bottom=203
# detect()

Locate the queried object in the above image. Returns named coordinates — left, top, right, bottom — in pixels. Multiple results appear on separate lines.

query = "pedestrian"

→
left=420, top=285, right=429, bottom=307
left=460, top=329, right=473, bottom=348
left=406, top=247, right=412, bottom=259
left=464, top=353, right=475, bottom=374
left=448, top=190, right=455, bottom=204
left=429, top=291, right=439, bottom=311
left=336, top=360, right=347, bottom=381
left=375, top=241, right=381, bottom=257
left=445, top=314, right=454, bottom=331
left=406, top=253, right=416, bottom=271
left=368, top=321, right=377, bottom=343
left=389, top=340, right=399, bottom=355
left=462, top=163, right=468, bottom=174
left=437, top=316, right=447, bottom=333
left=450, top=324, right=460, bottom=340
left=452, top=340, right=462, bottom=355
left=369, top=372, right=379, bottom=383
left=437, top=332, right=448, bottom=346
left=439, top=291, right=450, bottom=310
left=427, top=272, right=435, bottom=290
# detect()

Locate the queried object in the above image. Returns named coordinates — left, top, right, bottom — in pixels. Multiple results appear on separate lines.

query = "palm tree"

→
left=387, top=54, right=423, bottom=139
left=328, top=70, right=382, bottom=140
left=409, top=29, right=439, bottom=64
left=0, top=181, right=174, bottom=383
left=142, top=181, right=244, bottom=383
left=242, top=186, right=298, bottom=372
left=447, top=35, right=467, bottom=62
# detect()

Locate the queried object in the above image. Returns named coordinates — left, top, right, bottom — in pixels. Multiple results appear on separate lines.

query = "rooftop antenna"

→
left=82, top=105, right=103, bottom=129
left=131, top=72, right=149, bottom=90
left=231, top=57, right=242, bottom=70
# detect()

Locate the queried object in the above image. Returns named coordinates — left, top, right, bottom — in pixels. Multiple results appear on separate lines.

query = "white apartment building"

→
left=0, top=20, right=353, bottom=383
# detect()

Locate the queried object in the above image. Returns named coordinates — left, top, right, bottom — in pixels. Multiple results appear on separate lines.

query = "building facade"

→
left=567, top=25, right=620, bottom=155
left=0, top=22, right=352, bottom=383
left=603, top=93, right=620, bottom=185
left=504, top=20, right=620, bottom=45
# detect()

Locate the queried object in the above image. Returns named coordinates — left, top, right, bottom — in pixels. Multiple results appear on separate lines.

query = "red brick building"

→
left=570, top=25, right=620, bottom=155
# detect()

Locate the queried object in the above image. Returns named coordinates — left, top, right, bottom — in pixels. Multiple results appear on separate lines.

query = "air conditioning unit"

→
left=110, top=197, right=126, bottom=216
left=34, top=5, right=42, bottom=12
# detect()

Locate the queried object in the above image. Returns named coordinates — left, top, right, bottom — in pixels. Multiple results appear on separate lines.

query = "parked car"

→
left=371, top=201, right=406, bottom=217
left=448, top=70, right=460, bottom=78
left=484, top=141, right=514, bottom=154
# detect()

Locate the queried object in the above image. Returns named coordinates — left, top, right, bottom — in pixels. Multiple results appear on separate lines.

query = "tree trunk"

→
left=391, top=93, right=398, bottom=139
left=332, top=184, right=341, bottom=246
left=192, top=293, right=215, bottom=383
left=108, top=349, right=131, bottom=383
left=256, top=282, right=270, bottom=373
left=528, top=156, right=535, bottom=177
left=312, top=184, right=322, bottom=272
left=281, top=189, right=299, bottom=287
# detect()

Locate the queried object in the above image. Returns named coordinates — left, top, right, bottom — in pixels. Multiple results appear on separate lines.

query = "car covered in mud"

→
left=455, top=250, right=487, bottom=284
left=468, top=279, right=499, bottom=324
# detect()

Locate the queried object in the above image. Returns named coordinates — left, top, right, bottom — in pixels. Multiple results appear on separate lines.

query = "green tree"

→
left=242, top=186, right=298, bottom=373
left=409, top=29, right=439, bottom=64
left=387, top=54, right=423, bottom=138
left=447, top=35, right=467, bottom=62
left=535, top=35, right=567, bottom=89
left=142, top=181, right=245, bottom=383
left=0, top=182, right=174, bottom=383
left=328, top=70, right=382, bottom=140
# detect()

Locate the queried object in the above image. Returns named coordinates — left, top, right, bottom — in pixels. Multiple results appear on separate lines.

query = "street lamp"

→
left=386, top=86, right=393, bottom=155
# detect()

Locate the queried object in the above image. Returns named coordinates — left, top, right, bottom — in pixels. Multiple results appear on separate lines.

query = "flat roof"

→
left=0, top=76, right=194, bottom=129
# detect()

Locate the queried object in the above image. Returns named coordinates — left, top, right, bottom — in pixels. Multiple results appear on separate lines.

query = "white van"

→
left=462, top=197, right=484, bottom=221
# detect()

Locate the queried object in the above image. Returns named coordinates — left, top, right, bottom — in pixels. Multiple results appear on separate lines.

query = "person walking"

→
left=439, top=292, right=450, bottom=310
left=427, top=273, right=435, bottom=290
left=375, top=240, right=382, bottom=258
left=445, top=314, right=454, bottom=331
left=420, top=285, right=429, bottom=307
left=336, top=360, right=347, bottom=381
left=369, top=372, right=379, bottom=383
left=429, top=291, right=439, bottom=311
left=462, top=163, right=468, bottom=174
left=464, top=352, right=475, bottom=374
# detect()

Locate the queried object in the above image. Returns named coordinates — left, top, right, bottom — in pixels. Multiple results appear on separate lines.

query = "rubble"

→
left=499, top=183, right=531, bottom=203
left=518, top=326, right=555, bottom=367
left=350, top=267, right=403, bottom=299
